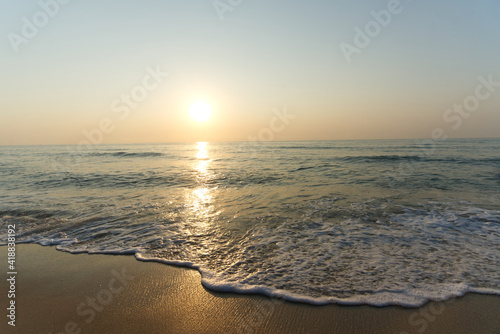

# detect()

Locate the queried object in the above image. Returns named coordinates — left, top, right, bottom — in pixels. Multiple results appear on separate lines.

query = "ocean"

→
left=1, top=138, right=499, bottom=307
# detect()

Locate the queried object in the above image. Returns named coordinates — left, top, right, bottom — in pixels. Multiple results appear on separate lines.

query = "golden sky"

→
left=1, top=1, right=499, bottom=145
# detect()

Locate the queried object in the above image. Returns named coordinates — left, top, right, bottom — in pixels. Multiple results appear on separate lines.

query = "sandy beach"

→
left=0, top=244, right=498, bottom=334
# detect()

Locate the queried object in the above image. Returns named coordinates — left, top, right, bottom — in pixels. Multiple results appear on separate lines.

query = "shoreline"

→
left=1, top=244, right=499, bottom=333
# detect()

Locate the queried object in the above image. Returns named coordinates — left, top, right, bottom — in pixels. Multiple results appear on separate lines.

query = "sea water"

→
left=1, top=139, right=499, bottom=307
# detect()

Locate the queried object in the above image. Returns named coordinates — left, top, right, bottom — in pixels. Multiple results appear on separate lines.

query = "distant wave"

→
left=340, top=155, right=423, bottom=162
left=274, top=144, right=436, bottom=151
left=92, top=151, right=164, bottom=157
left=275, top=146, right=349, bottom=150
left=33, top=173, right=183, bottom=189
left=293, top=166, right=317, bottom=172
left=0, top=208, right=55, bottom=219
left=337, top=155, right=500, bottom=164
left=31, top=170, right=283, bottom=189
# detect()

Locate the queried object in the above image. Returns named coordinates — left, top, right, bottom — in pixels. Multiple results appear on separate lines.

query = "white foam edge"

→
left=5, top=238, right=500, bottom=308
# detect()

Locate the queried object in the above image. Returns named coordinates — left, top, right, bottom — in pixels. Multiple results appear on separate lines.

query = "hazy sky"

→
left=1, top=0, right=499, bottom=145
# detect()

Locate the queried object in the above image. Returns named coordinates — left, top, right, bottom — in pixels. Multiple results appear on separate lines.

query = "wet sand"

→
left=1, top=244, right=499, bottom=333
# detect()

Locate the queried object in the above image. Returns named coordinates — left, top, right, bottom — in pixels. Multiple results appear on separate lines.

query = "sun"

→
left=189, top=101, right=212, bottom=122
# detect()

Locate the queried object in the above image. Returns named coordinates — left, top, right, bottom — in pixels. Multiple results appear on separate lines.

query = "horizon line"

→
left=1, top=136, right=499, bottom=147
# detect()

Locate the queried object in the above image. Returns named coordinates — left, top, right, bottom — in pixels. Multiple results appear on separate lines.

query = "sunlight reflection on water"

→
left=185, top=142, right=216, bottom=232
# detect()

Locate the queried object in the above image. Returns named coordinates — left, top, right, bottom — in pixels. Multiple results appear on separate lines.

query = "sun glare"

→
left=189, top=101, right=212, bottom=122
